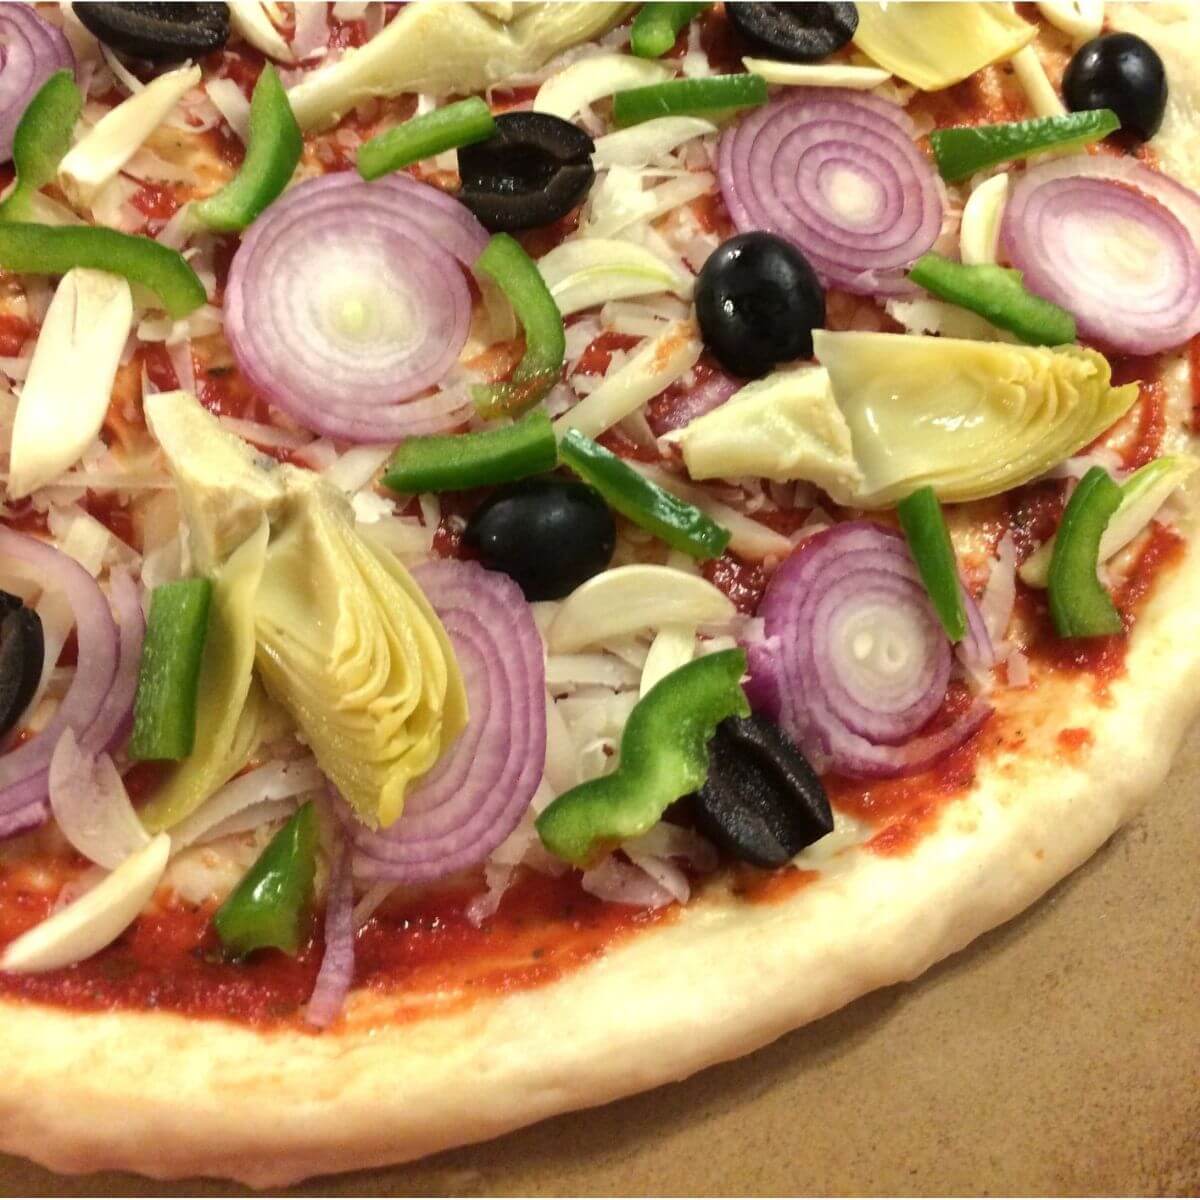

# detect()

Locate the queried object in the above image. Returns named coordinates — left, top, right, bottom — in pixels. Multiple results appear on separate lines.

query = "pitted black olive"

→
left=457, top=112, right=595, bottom=232
left=73, top=3, right=230, bottom=63
left=687, top=715, right=833, bottom=867
left=1063, top=32, right=1167, bottom=143
left=0, top=595, right=44, bottom=741
left=726, top=3, right=858, bottom=64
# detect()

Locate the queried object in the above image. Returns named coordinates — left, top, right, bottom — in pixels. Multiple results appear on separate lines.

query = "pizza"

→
left=0, top=0, right=1196, bottom=1186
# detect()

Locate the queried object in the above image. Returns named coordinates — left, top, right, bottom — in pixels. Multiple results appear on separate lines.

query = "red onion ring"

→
left=305, top=820, right=354, bottom=1029
left=1003, top=155, right=1200, bottom=355
left=759, top=521, right=991, bottom=778
left=957, top=584, right=996, bottom=673
left=225, top=173, right=488, bottom=443
left=0, top=6, right=74, bottom=163
left=0, top=529, right=120, bottom=836
left=78, top=569, right=143, bottom=757
left=351, top=560, right=547, bottom=884
left=718, top=89, right=944, bottom=296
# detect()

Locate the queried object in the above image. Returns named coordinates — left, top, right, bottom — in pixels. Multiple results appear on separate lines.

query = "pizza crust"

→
left=2, top=3, right=1199, bottom=1187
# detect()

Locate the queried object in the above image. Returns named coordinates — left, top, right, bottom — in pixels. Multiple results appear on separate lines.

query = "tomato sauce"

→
left=702, top=552, right=768, bottom=615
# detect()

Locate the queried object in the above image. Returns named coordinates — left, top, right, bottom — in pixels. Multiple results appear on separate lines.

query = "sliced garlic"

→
left=741, top=57, right=891, bottom=89
left=59, top=63, right=201, bottom=206
left=534, top=53, right=671, bottom=122
left=1036, top=0, right=1104, bottom=43
left=228, top=0, right=294, bottom=61
left=592, top=116, right=717, bottom=170
left=1010, top=45, right=1066, bottom=118
left=548, top=566, right=735, bottom=653
left=8, top=268, right=133, bottom=500
left=640, top=624, right=696, bottom=697
left=0, top=834, right=170, bottom=973
left=960, top=172, right=1010, bottom=266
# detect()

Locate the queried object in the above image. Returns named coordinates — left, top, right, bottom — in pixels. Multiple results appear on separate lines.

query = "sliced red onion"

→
left=77, top=569, right=144, bottom=757
left=305, top=825, right=354, bottom=1030
left=759, top=522, right=992, bottom=779
left=0, top=6, right=74, bottom=162
left=718, top=89, right=944, bottom=296
left=742, top=632, right=783, bottom=722
left=1003, top=155, right=1200, bottom=355
left=225, top=173, right=488, bottom=443
left=351, top=560, right=547, bottom=884
left=957, top=584, right=996, bottom=674
left=0, top=529, right=119, bottom=836
left=581, top=855, right=675, bottom=909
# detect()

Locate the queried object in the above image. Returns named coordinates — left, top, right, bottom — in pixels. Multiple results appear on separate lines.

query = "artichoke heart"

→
left=813, top=331, right=1139, bottom=508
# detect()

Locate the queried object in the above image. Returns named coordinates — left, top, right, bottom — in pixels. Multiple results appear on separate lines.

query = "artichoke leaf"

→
left=813, top=331, right=1139, bottom=508
left=287, top=2, right=637, bottom=131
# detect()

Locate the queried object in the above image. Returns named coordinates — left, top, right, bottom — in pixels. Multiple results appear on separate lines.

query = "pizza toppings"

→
left=536, top=650, right=750, bottom=867
left=459, top=111, right=595, bottom=234
left=0, top=70, right=79, bottom=222
left=694, top=232, right=825, bottom=379
left=631, top=2, right=712, bottom=60
left=1046, top=466, right=1126, bottom=639
left=0, top=3, right=73, bottom=164
left=464, top=477, right=616, bottom=601
left=358, top=97, right=495, bottom=182
left=72, top=2, right=229, bottom=64
left=1063, top=33, right=1167, bottom=143
left=685, top=714, right=833, bottom=868
left=0, top=594, right=43, bottom=744
left=727, top=3, right=858, bottom=64
left=190, top=64, right=301, bottom=233
left=214, top=801, right=318, bottom=959
left=896, top=487, right=968, bottom=644
left=717, top=89, right=944, bottom=296
left=930, top=109, right=1121, bottom=183
left=128, top=579, right=213, bottom=762
left=613, top=73, right=768, bottom=127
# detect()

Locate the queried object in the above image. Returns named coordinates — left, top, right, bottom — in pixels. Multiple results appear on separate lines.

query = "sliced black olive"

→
left=0, top=589, right=23, bottom=620
left=73, top=2, right=230, bottom=64
left=1063, top=32, right=1167, bottom=144
left=726, top=3, right=858, bottom=64
left=687, top=715, right=833, bottom=868
left=695, top=232, right=825, bottom=379
left=463, top=477, right=616, bottom=601
left=458, top=112, right=595, bottom=233
left=0, top=605, right=44, bottom=741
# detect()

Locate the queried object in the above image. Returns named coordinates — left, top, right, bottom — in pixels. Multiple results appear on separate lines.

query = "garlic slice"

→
left=0, top=834, right=170, bottom=974
left=592, top=116, right=716, bottom=170
left=228, top=0, right=294, bottom=62
left=960, top=172, right=1010, bottom=266
left=548, top=566, right=734, bottom=653
left=59, top=63, right=201, bottom=206
left=640, top=624, right=696, bottom=697
left=1036, top=0, right=1104, bottom=43
left=8, top=268, right=133, bottom=500
left=741, top=57, right=891, bottom=89
left=1010, top=45, right=1066, bottom=118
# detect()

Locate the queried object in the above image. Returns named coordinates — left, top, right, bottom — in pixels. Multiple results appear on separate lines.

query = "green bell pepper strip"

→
left=357, top=97, right=494, bottom=181
left=472, top=233, right=566, bottom=420
left=0, top=70, right=81, bottom=223
left=191, top=65, right=301, bottom=233
left=930, top=108, right=1120, bottom=183
left=537, top=649, right=749, bottom=866
left=630, top=2, right=712, bottom=58
left=896, top=486, right=967, bottom=643
left=559, top=428, right=730, bottom=560
left=382, top=410, right=557, bottom=493
left=0, top=224, right=206, bottom=317
left=129, top=579, right=214, bottom=762
left=1047, top=465, right=1125, bottom=638
left=908, top=253, right=1076, bottom=347
left=612, top=73, right=768, bottom=127
left=213, top=801, right=319, bottom=958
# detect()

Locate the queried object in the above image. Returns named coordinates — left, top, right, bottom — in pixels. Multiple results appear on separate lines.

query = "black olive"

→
left=687, top=715, right=832, bottom=868
left=458, top=112, right=595, bottom=232
left=0, top=604, right=44, bottom=741
left=464, top=477, right=616, bottom=601
left=726, top=2, right=858, bottom=63
left=1063, top=32, right=1167, bottom=143
left=0, top=589, right=22, bottom=620
left=73, top=2, right=230, bottom=64
left=695, top=232, right=825, bottom=379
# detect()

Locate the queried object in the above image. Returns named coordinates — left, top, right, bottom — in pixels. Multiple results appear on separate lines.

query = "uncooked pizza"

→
left=0, top=0, right=1196, bottom=1185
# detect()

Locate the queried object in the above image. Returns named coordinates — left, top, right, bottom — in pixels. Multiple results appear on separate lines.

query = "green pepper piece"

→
left=558, top=428, right=730, bottom=560
left=129, top=578, right=214, bottom=762
left=908, top=253, right=1076, bottom=347
left=0, top=71, right=81, bottom=223
left=897, top=486, right=967, bottom=643
left=191, top=65, right=301, bottom=233
left=358, top=96, right=495, bottom=181
left=382, top=410, right=556, bottom=493
left=1048, top=465, right=1125, bottom=638
left=472, top=233, right=566, bottom=420
left=930, top=108, right=1120, bottom=183
left=612, top=73, right=768, bottom=127
left=0, top=224, right=206, bottom=318
left=630, top=2, right=712, bottom=58
left=537, top=650, right=749, bottom=866
left=213, top=802, right=319, bottom=958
